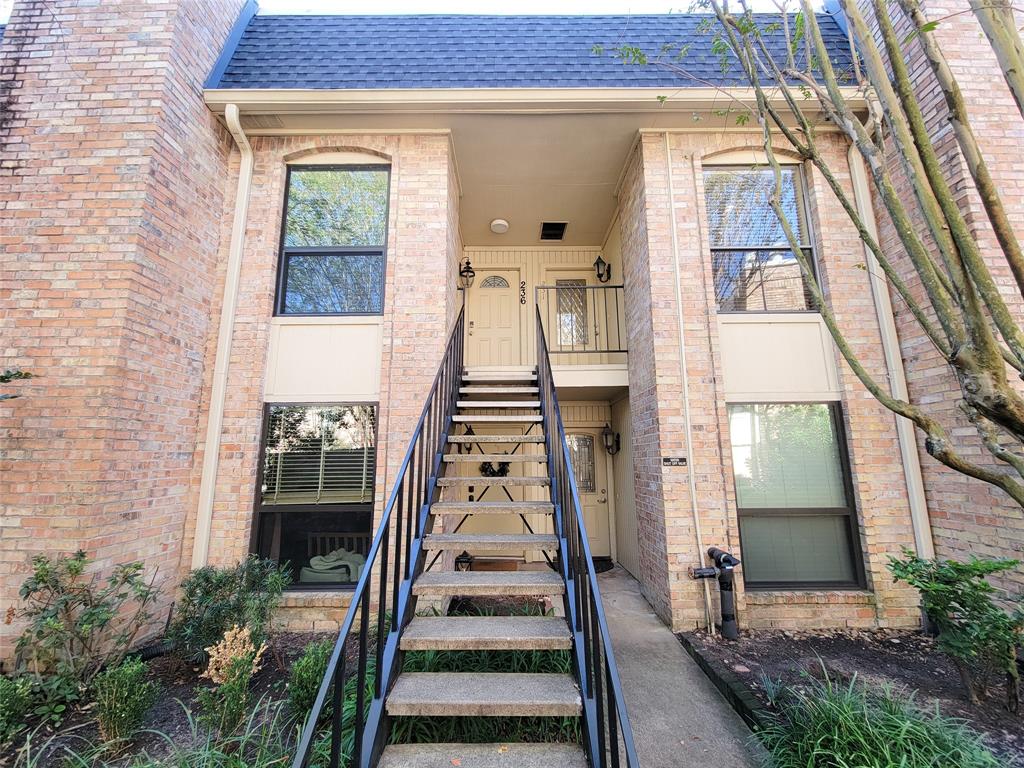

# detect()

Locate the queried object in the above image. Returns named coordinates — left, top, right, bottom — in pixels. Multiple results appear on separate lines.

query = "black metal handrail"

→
left=535, top=284, right=627, bottom=357
left=292, top=308, right=465, bottom=768
left=535, top=305, right=639, bottom=768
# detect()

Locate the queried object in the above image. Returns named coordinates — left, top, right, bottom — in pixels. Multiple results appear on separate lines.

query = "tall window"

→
left=704, top=166, right=816, bottom=312
left=276, top=166, right=389, bottom=315
left=727, top=403, right=862, bottom=589
left=556, top=279, right=589, bottom=347
left=254, top=404, right=377, bottom=588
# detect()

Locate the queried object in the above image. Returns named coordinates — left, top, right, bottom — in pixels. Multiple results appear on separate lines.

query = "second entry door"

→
left=467, top=271, right=520, bottom=367
left=566, top=430, right=611, bottom=557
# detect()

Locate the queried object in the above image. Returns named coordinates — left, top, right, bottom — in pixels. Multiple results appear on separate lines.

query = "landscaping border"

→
left=676, top=632, right=769, bottom=732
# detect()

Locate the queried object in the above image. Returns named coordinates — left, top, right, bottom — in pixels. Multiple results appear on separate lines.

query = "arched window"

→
left=480, top=275, right=510, bottom=288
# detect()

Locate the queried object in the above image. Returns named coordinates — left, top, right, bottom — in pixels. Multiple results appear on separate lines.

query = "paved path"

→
left=598, top=566, right=762, bottom=768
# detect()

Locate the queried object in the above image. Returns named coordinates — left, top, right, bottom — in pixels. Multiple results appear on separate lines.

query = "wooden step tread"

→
left=413, top=570, right=564, bottom=597
left=457, top=400, right=540, bottom=409
left=443, top=453, right=547, bottom=463
left=437, top=476, right=550, bottom=487
left=423, top=533, right=559, bottom=551
left=386, top=673, right=581, bottom=717
left=431, top=501, right=554, bottom=515
left=453, top=415, right=543, bottom=423
left=463, top=371, right=537, bottom=381
left=448, top=435, right=545, bottom=444
left=460, top=386, right=540, bottom=395
left=400, top=616, right=571, bottom=651
left=379, top=743, right=586, bottom=768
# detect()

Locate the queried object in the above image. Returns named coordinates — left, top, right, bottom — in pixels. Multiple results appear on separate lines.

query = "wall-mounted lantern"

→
left=593, top=254, right=612, bottom=283
left=459, top=258, right=476, bottom=289
left=601, top=423, right=620, bottom=455
left=455, top=551, right=474, bottom=572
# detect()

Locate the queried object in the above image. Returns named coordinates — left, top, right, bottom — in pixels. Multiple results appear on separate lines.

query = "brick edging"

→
left=676, top=632, right=769, bottom=732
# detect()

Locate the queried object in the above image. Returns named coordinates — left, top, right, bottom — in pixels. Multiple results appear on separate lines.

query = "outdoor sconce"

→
left=593, top=254, right=612, bottom=283
left=455, top=551, right=474, bottom=572
left=459, top=258, right=476, bottom=289
left=601, top=423, right=620, bottom=456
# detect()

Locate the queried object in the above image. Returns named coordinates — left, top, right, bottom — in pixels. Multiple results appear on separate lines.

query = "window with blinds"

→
left=260, top=405, right=377, bottom=507
left=727, top=403, right=862, bottom=589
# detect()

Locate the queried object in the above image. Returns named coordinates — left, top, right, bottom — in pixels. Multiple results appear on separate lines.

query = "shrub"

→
left=169, top=556, right=290, bottom=664
left=12, top=550, right=156, bottom=725
left=196, top=626, right=267, bottom=737
left=889, top=550, right=1024, bottom=711
left=93, top=657, right=158, bottom=744
left=288, top=639, right=333, bottom=719
left=0, top=676, right=31, bottom=744
left=758, top=672, right=1001, bottom=768
left=203, top=625, right=266, bottom=685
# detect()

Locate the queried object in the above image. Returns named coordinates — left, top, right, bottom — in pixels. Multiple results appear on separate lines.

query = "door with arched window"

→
left=466, top=270, right=521, bottom=366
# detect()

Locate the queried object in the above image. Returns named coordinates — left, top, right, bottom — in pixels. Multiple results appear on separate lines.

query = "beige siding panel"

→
left=718, top=314, right=841, bottom=402
left=611, top=397, right=640, bottom=578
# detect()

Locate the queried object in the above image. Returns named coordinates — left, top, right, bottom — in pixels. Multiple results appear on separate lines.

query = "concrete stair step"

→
left=457, top=400, right=540, bottom=409
left=448, top=434, right=545, bottom=444
left=462, top=371, right=537, bottom=383
left=431, top=501, right=554, bottom=515
left=442, top=453, right=547, bottom=463
left=460, top=386, right=540, bottom=395
left=400, top=616, right=571, bottom=651
left=453, top=415, right=543, bottom=423
left=437, top=476, right=550, bottom=487
left=379, top=743, right=586, bottom=768
left=386, top=672, right=581, bottom=717
left=413, top=570, right=564, bottom=597
left=423, top=533, right=559, bottom=551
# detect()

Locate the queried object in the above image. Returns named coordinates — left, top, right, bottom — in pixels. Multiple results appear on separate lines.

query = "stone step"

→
left=448, top=434, right=545, bottom=444
left=457, top=400, right=540, bottom=409
left=431, top=501, right=554, bottom=515
left=452, top=415, right=543, bottom=423
left=442, top=453, right=547, bottom=463
left=423, top=533, right=559, bottom=552
left=436, top=476, right=550, bottom=487
left=386, top=672, right=581, bottom=717
left=379, top=743, right=587, bottom=768
left=460, top=386, right=540, bottom=395
left=400, top=616, right=572, bottom=651
left=413, top=570, right=564, bottom=597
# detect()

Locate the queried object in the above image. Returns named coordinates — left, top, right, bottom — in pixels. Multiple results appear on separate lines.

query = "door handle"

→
left=598, top=489, right=607, bottom=503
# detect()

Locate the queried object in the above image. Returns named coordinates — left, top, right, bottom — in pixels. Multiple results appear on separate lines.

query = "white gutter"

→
left=847, top=146, right=934, bottom=559
left=663, top=133, right=715, bottom=633
left=191, top=104, right=254, bottom=568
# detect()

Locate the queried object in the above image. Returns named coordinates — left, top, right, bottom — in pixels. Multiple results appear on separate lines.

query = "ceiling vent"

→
left=540, top=222, right=568, bottom=241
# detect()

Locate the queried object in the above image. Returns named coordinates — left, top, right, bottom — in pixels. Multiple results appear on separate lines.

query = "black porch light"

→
left=459, top=258, right=476, bottom=289
left=455, top=551, right=474, bottom=572
left=601, top=423, right=620, bottom=456
left=593, top=254, right=612, bottom=283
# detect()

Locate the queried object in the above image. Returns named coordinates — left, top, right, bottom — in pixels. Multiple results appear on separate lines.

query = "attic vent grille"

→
left=540, top=222, right=568, bottom=241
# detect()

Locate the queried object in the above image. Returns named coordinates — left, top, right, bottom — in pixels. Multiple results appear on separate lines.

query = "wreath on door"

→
left=480, top=459, right=511, bottom=478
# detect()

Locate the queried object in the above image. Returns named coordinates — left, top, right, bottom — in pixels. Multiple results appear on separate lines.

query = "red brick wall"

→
left=0, top=0, right=244, bottom=660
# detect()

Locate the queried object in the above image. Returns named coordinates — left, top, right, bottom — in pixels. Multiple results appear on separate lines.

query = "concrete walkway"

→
left=598, top=567, right=762, bottom=768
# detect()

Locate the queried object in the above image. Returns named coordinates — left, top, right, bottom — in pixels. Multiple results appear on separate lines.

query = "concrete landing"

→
left=598, top=567, right=762, bottom=768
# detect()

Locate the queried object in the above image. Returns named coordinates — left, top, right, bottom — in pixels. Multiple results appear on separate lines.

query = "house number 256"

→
left=520, top=281, right=527, bottom=305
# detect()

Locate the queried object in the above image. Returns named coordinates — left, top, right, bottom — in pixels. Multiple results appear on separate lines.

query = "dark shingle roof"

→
left=211, top=13, right=853, bottom=90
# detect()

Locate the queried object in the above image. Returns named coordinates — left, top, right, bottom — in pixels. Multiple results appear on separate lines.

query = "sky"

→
left=0, top=0, right=818, bottom=24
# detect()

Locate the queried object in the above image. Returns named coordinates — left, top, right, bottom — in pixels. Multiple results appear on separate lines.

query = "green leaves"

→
left=0, top=369, right=33, bottom=401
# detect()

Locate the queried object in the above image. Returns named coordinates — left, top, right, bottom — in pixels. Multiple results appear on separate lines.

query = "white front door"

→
left=466, top=270, right=520, bottom=367
left=566, top=431, right=611, bottom=557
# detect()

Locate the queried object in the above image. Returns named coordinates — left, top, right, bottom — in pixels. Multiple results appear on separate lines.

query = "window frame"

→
left=250, top=401, right=380, bottom=591
left=703, top=163, right=820, bottom=315
left=273, top=164, right=391, bottom=318
left=728, top=401, right=866, bottom=591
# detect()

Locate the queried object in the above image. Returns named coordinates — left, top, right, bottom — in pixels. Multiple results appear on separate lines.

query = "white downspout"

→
left=847, top=147, right=934, bottom=559
left=191, top=104, right=254, bottom=568
left=663, top=134, right=715, bottom=633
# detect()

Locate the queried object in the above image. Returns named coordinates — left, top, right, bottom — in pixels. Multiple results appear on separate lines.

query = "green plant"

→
left=0, top=676, right=32, bottom=744
left=0, top=368, right=33, bottom=401
left=93, top=657, right=158, bottom=744
left=889, top=550, right=1024, bottom=711
left=757, top=671, right=1001, bottom=768
left=13, top=550, right=156, bottom=723
left=169, top=556, right=290, bottom=664
left=196, top=628, right=267, bottom=738
left=288, top=638, right=333, bottom=719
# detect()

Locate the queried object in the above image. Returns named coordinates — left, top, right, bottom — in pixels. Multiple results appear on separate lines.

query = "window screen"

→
left=704, top=166, right=815, bottom=312
left=277, top=166, right=389, bottom=315
left=727, top=403, right=861, bottom=588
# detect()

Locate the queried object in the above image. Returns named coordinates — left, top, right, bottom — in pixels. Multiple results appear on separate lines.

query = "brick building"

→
left=1, top=0, right=1020, bottom=663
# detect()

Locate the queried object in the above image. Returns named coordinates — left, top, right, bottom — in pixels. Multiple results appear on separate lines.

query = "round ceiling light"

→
left=490, top=218, right=510, bottom=234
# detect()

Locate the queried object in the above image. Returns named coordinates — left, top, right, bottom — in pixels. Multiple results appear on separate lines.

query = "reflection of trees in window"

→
left=283, top=253, right=383, bottom=314
left=556, top=279, right=588, bottom=347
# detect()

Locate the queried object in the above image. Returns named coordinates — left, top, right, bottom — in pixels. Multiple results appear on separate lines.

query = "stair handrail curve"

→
left=535, top=305, right=639, bottom=768
left=292, top=308, right=465, bottom=768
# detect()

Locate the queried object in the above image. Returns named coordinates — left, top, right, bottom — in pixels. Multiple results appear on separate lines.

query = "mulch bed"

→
left=681, top=628, right=1024, bottom=765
